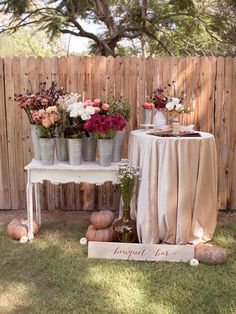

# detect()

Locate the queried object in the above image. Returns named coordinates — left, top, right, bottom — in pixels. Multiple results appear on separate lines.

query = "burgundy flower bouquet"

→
left=14, top=81, right=64, bottom=124
left=64, top=124, right=84, bottom=139
left=83, top=114, right=127, bottom=139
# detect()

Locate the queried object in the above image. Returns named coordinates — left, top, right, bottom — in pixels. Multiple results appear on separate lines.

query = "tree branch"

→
left=143, top=28, right=172, bottom=56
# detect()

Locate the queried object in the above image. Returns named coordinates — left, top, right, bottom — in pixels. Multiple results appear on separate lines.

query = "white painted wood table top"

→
left=25, top=159, right=120, bottom=240
left=129, top=130, right=218, bottom=245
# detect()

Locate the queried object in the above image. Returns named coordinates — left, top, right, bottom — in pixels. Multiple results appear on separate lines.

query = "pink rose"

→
left=93, top=98, right=101, bottom=105
left=143, top=102, right=154, bottom=109
left=86, top=101, right=95, bottom=106
left=95, top=107, right=101, bottom=113
left=102, top=103, right=109, bottom=111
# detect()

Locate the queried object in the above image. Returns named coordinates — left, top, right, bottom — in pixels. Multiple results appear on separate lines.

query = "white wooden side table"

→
left=24, top=159, right=120, bottom=240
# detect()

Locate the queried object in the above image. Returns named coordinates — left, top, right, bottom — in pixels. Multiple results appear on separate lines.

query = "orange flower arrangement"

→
left=32, top=106, right=61, bottom=138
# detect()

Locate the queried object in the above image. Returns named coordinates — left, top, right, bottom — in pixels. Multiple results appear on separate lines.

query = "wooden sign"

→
left=88, top=242, right=194, bottom=262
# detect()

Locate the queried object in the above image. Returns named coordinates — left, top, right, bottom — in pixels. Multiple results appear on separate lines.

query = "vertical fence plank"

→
left=193, top=57, right=201, bottom=129
left=91, top=56, right=99, bottom=98
left=130, top=56, right=138, bottom=131
left=0, top=59, right=11, bottom=209
left=215, top=57, right=225, bottom=208
left=221, top=57, right=233, bottom=209
left=177, top=57, right=186, bottom=98
left=162, top=57, right=171, bottom=88
left=198, top=57, right=209, bottom=131
left=146, top=57, right=154, bottom=100
left=13, top=57, right=25, bottom=209
left=58, top=57, right=67, bottom=96
left=98, top=56, right=106, bottom=99
left=185, top=57, right=194, bottom=125
left=76, top=57, right=83, bottom=99
left=230, top=58, right=236, bottom=209
left=114, top=56, right=123, bottom=100
left=4, top=58, right=20, bottom=209
left=83, top=56, right=91, bottom=100
left=208, top=57, right=217, bottom=134
left=106, top=56, right=114, bottom=97
left=138, top=57, right=146, bottom=126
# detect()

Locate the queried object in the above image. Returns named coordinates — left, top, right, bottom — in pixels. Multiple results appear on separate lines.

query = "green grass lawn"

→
left=0, top=210, right=235, bottom=314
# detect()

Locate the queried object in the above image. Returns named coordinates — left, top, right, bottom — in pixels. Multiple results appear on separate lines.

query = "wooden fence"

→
left=0, top=56, right=235, bottom=211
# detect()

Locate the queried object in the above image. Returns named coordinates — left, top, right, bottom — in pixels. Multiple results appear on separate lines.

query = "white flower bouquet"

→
left=151, top=81, right=192, bottom=115
left=67, top=101, right=97, bottom=121
left=117, top=159, right=139, bottom=209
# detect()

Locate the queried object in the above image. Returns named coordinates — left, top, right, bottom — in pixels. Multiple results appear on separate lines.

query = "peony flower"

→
left=70, top=108, right=82, bottom=118
left=84, top=100, right=95, bottom=107
left=166, top=101, right=175, bottom=111
left=93, top=98, right=101, bottom=105
left=42, top=117, right=51, bottom=128
left=85, top=106, right=96, bottom=115
left=81, top=112, right=91, bottom=121
left=102, top=103, right=109, bottom=111
left=46, top=106, right=58, bottom=113
left=94, top=107, right=100, bottom=113
left=67, top=102, right=84, bottom=112
left=175, top=103, right=184, bottom=112
left=172, top=98, right=180, bottom=105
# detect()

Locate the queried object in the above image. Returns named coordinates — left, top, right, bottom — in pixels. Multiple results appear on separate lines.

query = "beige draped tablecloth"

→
left=128, top=130, right=217, bottom=245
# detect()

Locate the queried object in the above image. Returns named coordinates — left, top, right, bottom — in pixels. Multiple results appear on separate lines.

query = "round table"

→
left=129, top=130, right=217, bottom=245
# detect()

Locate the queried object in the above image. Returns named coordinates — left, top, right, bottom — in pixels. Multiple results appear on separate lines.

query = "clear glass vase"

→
left=168, top=113, right=181, bottom=133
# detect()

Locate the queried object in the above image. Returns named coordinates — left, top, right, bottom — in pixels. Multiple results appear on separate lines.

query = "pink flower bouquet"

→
left=83, top=114, right=127, bottom=139
left=143, top=102, right=155, bottom=109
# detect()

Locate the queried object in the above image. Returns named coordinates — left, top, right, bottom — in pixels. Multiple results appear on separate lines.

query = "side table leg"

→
left=27, top=171, right=34, bottom=240
left=34, top=183, right=41, bottom=225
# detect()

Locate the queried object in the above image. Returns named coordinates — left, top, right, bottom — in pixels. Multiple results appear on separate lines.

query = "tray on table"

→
left=148, top=130, right=201, bottom=137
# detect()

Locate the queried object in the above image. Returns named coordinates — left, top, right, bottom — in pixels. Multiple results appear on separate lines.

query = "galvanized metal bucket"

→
left=39, top=138, right=55, bottom=165
left=56, top=136, right=69, bottom=161
left=67, top=138, right=83, bottom=165
left=82, top=133, right=97, bottom=161
left=112, top=130, right=125, bottom=162
left=98, top=139, right=113, bottom=167
left=30, top=124, right=41, bottom=160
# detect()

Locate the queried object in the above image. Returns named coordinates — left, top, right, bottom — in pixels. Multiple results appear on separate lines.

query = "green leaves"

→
left=0, top=0, right=30, bottom=16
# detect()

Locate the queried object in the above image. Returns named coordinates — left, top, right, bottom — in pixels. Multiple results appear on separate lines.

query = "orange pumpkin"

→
left=7, top=218, right=40, bottom=240
left=90, top=210, right=115, bottom=229
left=86, top=224, right=114, bottom=242
left=21, top=219, right=40, bottom=235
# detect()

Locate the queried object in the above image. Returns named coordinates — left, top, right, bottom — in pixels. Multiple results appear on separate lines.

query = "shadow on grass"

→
left=0, top=219, right=235, bottom=314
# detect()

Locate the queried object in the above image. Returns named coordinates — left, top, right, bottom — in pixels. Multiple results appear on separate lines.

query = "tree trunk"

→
left=94, top=41, right=116, bottom=57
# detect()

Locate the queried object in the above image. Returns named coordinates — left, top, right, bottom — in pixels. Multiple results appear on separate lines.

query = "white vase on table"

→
left=153, top=110, right=167, bottom=130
